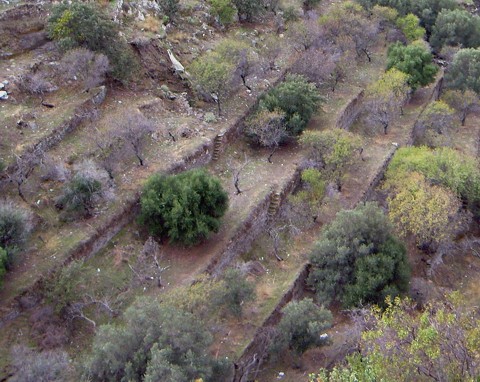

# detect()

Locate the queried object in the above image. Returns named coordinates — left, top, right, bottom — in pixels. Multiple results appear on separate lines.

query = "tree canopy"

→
left=259, top=74, right=322, bottom=136
left=430, top=9, right=480, bottom=52
left=386, top=146, right=480, bottom=216
left=445, top=48, right=480, bottom=96
left=189, top=51, right=235, bottom=115
left=387, top=42, right=438, bottom=90
left=308, top=202, right=410, bottom=307
left=138, top=169, right=228, bottom=246
left=84, top=298, right=231, bottom=382
left=299, top=129, right=362, bottom=189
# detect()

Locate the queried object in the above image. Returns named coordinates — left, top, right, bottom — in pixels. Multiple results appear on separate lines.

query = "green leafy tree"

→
left=387, top=41, right=438, bottom=90
left=271, top=299, right=332, bottom=356
left=47, top=2, right=137, bottom=81
left=214, top=268, right=255, bottom=316
left=138, top=169, right=228, bottom=246
left=396, top=14, right=425, bottom=42
left=308, top=202, right=410, bottom=307
left=310, top=294, right=480, bottom=382
left=430, top=9, right=480, bottom=52
left=232, top=0, right=263, bottom=21
left=189, top=51, right=234, bottom=115
left=260, top=74, right=322, bottom=136
left=445, top=48, right=480, bottom=97
left=410, top=0, right=458, bottom=34
left=210, top=0, right=237, bottom=26
left=84, top=298, right=231, bottom=382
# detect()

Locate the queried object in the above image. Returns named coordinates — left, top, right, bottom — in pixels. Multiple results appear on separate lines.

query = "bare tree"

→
left=286, top=18, right=322, bottom=51
left=59, top=48, right=109, bottom=90
left=112, top=110, right=155, bottom=166
left=227, top=152, right=250, bottom=195
left=127, top=237, right=169, bottom=288
left=245, top=109, right=287, bottom=163
left=8, top=149, right=44, bottom=202
left=259, top=35, right=282, bottom=71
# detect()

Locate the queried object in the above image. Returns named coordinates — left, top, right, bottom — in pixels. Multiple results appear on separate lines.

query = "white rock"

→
left=0, top=91, right=8, bottom=100
left=0, top=83, right=4, bottom=90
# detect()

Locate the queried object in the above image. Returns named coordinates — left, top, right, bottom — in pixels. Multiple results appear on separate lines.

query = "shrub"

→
left=214, top=268, right=255, bottom=315
left=232, top=0, right=264, bottom=21
left=84, top=298, right=231, bottom=382
left=138, top=169, right=228, bottom=246
left=0, top=247, right=7, bottom=287
left=304, top=0, right=322, bottom=9
left=59, top=48, right=109, bottom=89
left=259, top=74, right=322, bottom=136
left=157, top=0, right=180, bottom=20
left=308, top=202, right=410, bottom=307
left=271, top=299, right=332, bottom=355
left=0, top=201, right=31, bottom=254
left=0, top=159, right=5, bottom=173
left=47, top=2, right=137, bottom=81
left=57, top=171, right=102, bottom=220
left=210, top=0, right=237, bottom=25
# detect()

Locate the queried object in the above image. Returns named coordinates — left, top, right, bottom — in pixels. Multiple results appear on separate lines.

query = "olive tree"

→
left=84, top=298, right=231, bottom=382
left=138, top=169, right=228, bottom=246
left=308, top=202, right=410, bottom=307
left=445, top=48, right=480, bottom=96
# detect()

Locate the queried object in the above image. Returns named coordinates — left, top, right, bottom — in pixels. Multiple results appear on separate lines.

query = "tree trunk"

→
left=267, top=146, right=277, bottom=164
left=217, top=98, right=222, bottom=116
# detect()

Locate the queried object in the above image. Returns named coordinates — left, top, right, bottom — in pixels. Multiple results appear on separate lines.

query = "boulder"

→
left=0, top=90, right=8, bottom=100
left=91, top=85, right=107, bottom=105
